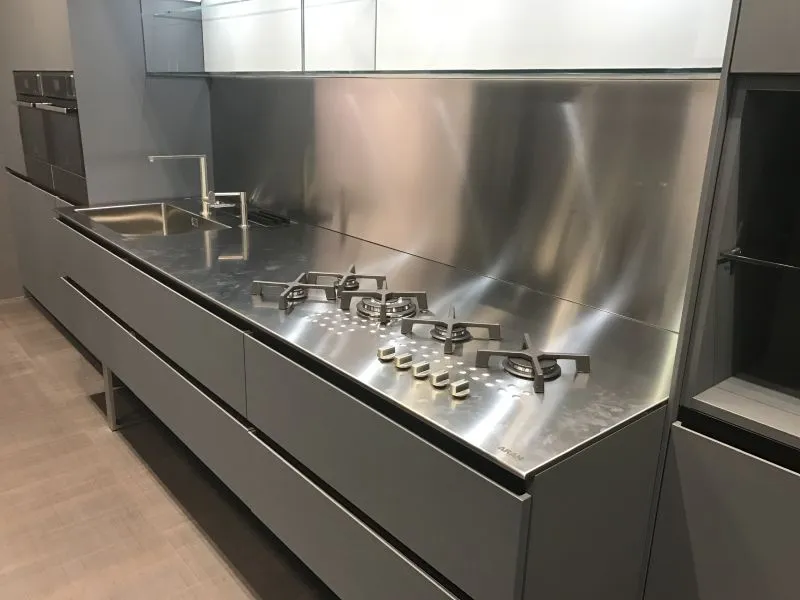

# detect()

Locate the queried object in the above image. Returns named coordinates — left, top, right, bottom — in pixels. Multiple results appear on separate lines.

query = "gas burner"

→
left=476, top=334, right=590, bottom=393
left=340, top=288, right=429, bottom=325
left=400, top=306, right=502, bottom=354
left=305, top=264, right=387, bottom=297
left=251, top=273, right=337, bottom=310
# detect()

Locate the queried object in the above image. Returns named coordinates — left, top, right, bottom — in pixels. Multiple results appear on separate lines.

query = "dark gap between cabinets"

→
left=58, top=216, right=529, bottom=496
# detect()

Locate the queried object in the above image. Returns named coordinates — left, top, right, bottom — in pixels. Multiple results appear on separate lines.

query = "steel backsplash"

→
left=210, top=75, right=719, bottom=332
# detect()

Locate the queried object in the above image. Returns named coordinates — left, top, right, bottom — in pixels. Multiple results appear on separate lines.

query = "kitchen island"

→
left=50, top=197, right=672, bottom=600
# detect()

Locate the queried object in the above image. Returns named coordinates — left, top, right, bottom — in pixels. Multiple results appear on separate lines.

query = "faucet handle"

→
left=212, top=191, right=249, bottom=229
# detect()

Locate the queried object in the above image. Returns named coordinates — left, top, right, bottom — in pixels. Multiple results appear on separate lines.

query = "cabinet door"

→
left=303, top=0, right=376, bottom=71
left=646, top=424, right=800, bottom=600
left=732, top=0, right=800, bottom=73
left=202, top=0, right=302, bottom=72
left=376, top=0, right=732, bottom=71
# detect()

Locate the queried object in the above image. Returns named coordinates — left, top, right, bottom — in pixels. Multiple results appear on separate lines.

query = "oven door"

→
left=40, top=105, right=87, bottom=204
left=15, top=100, right=53, bottom=190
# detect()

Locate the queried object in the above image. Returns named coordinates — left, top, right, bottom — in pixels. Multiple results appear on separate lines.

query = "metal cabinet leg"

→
left=103, top=364, right=120, bottom=431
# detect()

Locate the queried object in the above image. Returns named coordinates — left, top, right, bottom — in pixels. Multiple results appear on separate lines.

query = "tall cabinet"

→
left=646, top=1, right=800, bottom=598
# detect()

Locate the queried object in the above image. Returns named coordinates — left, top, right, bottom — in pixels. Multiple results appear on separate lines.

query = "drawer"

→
left=244, top=432, right=458, bottom=600
left=58, top=276, right=253, bottom=501
left=55, top=219, right=246, bottom=416
left=647, top=423, right=800, bottom=600
left=245, top=336, right=530, bottom=600
left=60, top=277, right=454, bottom=600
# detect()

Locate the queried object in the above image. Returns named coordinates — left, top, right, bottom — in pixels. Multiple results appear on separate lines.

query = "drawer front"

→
left=55, top=220, right=246, bottom=415
left=7, top=173, right=57, bottom=306
left=245, top=336, right=530, bottom=600
left=646, top=424, right=800, bottom=600
left=244, top=432, right=457, bottom=600
left=59, top=276, right=253, bottom=502
left=60, top=277, right=454, bottom=600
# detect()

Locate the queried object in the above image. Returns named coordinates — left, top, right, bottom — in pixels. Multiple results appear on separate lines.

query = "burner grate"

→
left=340, top=288, right=428, bottom=325
left=401, top=306, right=502, bottom=354
left=476, top=334, right=590, bottom=393
left=305, top=264, right=387, bottom=296
left=251, top=273, right=337, bottom=310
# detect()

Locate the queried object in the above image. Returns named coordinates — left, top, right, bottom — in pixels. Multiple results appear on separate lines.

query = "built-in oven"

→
left=13, top=71, right=87, bottom=204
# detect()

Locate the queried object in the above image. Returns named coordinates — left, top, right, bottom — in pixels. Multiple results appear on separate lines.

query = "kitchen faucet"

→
left=147, top=154, right=249, bottom=227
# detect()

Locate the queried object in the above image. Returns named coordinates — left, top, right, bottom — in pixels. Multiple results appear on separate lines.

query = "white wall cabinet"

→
left=376, top=0, right=734, bottom=71
left=143, top=0, right=734, bottom=74
left=203, top=0, right=302, bottom=72
left=304, top=0, right=376, bottom=71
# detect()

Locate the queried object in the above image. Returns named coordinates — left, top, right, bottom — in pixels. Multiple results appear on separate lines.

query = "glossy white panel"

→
left=202, top=0, right=301, bottom=72
left=304, top=0, right=376, bottom=71
left=376, top=0, right=733, bottom=70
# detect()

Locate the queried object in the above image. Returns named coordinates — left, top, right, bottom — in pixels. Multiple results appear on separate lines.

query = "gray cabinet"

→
left=7, top=172, right=64, bottom=315
left=245, top=336, right=530, bottom=600
left=732, top=0, right=800, bottom=73
left=646, top=423, right=800, bottom=600
left=54, top=219, right=247, bottom=416
left=58, top=274, right=455, bottom=600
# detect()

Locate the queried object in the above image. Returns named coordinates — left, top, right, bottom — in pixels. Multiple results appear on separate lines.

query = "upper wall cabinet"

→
left=142, top=0, right=733, bottom=74
left=304, top=0, right=376, bottom=71
left=376, top=0, right=734, bottom=71
left=731, top=0, right=800, bottom=73
left=142, top=0, right=374, bottom=74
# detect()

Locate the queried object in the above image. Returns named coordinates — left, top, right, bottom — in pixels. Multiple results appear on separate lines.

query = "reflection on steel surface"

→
left=61, top=198, right=679, bottom=479
left=211, top=75, right=719, bottom=332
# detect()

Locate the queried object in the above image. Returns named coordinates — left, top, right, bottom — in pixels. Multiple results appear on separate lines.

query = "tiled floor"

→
left=0, top=298, right=336, bottom=600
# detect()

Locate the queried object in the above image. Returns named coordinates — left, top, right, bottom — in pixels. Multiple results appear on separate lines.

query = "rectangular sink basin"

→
left=77, top=203, right=229, bottom=237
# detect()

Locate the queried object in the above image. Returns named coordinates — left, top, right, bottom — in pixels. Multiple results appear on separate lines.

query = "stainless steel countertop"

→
left=58, top=199, right=675, bottom=481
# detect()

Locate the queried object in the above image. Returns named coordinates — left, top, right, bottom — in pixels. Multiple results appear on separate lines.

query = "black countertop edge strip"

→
left=6, top=167, right=83, bottom=207
left=58, top=216, right=529, bottom=495
left=64, top=275, right=470, bottom=600
left=679, top=407, right=800, bottom=474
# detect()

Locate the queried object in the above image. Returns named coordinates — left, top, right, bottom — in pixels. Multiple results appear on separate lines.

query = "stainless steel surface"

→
left=13, top=100, right=35, bottom=108
left=211, top=75, right=719, bottom=332
left=60, top=197, right=677, bottom=480
left=148, top=154, right=210, bottom=210
left=35, top=103, right=73, bottom=114
left=401, top=305, right=502, bottom=355
left=76, top=202, right=229, bottom=237
left=103, top=364, right=119, bottom=431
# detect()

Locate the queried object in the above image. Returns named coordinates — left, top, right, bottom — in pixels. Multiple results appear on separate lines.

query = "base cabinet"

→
left=6, top=172, right=67, bottom=317
left=646, top=423, right=800, bottom=600
left=56, top=274, right=455, bottom=600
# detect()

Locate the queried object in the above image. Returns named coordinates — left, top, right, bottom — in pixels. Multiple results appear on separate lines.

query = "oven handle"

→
left=13, top=100, right=36, bottom=108
left=34, top=103, right=76, bottom=114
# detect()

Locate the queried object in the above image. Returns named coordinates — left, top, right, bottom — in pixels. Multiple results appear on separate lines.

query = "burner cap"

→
left=430, top=323, right=472, bottom=345
left=502, top=356, right=561, bottom=381
left=357, top=296, right=417, bottom=320
left=286, top=286, right=309, bottom=301
left=338, top=276, right=360, bottom=292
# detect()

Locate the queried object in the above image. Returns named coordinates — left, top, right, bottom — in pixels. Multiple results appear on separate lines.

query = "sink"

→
left=76, top=203, right=229, bottom=237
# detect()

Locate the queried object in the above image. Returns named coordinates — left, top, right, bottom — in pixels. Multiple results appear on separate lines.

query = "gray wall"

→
left=211, top=76, right=719, bottom=331
left=0, top=0, right=74, bottom=299
left=66, top=0, right=213, bottom=204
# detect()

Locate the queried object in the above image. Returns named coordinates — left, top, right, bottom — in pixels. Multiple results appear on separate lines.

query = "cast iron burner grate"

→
left=340, top=287, right=429, bottom=325
left=251, top=273, right=337, bottom=310
left=400, top=305, right=502, bottom=354
left=476, top=334, right=590, bottom=393
left=305, top=264, right=387, bottom=296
